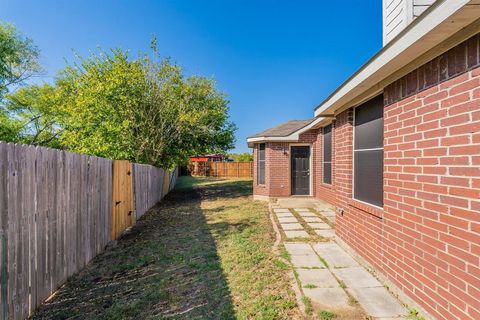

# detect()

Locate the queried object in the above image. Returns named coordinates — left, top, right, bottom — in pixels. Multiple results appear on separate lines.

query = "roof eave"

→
left=246, top=117, right=331, bottom=147
left=314, top=0, right=480, bottom=117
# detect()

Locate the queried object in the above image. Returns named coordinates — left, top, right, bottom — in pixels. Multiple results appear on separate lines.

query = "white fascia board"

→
left=314, top=0, right=477, bottom=117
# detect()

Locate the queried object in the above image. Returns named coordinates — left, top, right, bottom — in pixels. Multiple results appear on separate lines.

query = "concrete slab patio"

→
left=347, top=287, right=406, bottom=318
left=307, top=222, right=330, bottom=229
left=284, top=243, right=316, bottom=255
left=297, top=268, right=338, bottom=288
left=281, top=222, right=304, bottom=230
left=312, top=243, right=359, bottom=268
left=332, top=267, right=382, bottom=288
left=302, top=217, right=323, bottom=223
left=314, top=229, right=336, bottom=238
left=276, top=207, right=407, bottom=319
left=275, top=212, right=294, bottom=218
left=284, top=230, right=310, bottom=239
left=303, top=288, right=350, bottom=309
left=278, top=217, right=298, bottom=223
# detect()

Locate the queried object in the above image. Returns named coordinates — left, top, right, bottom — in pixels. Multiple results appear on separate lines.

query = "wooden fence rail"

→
left=0, top=142, right=178, bottom=319
left=188, top=161, right=253, bottom=178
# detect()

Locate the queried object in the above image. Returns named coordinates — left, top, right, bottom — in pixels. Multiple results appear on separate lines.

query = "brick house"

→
left=247, top=1, right=480, bottom=320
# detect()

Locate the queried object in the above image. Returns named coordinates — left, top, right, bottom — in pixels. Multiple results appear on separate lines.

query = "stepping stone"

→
left=332, top=267, right=382, bottom=288
left=274, top=208, right=291, bottom=213
left=347, top=287, right=406, bottom=318
left=284, top=243, right=316, bottom=256
left=298, top=212, right=317, bottom=217
left=303, top=217, right=323, bottom=223
left=290, top=255, right=324, bottom=269
left=276, top=212, right=294, bottom=218
left=307, top=223, right=331, bottom=230
left=297, top=268, right=338, bottom=288
left=312, top=243, right=359, bottom=268
left=315, top=229, right=336, bottom=238
left=284, top=230, right=310, bottom=239
left=321, top=210, right=336, bottom=217
left=278, top=217, right=298, bottom=223
left=281, top=223, right=303, bottom=230
left=294, top=208, right=311, bottom=212
left=303, top=288, right=350, bottom=308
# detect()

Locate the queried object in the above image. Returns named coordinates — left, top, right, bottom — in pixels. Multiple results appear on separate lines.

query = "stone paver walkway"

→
left=273, top=206, right=407, bottom=319
left=273, top=208, right=310, bottom=239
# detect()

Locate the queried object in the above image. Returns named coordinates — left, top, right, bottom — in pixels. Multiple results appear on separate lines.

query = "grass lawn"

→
left=33, top=176, right=303, bottom=319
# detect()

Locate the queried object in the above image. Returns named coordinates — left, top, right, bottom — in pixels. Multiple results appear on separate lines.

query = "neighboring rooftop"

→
left=248, top=119, right=314, bottom=138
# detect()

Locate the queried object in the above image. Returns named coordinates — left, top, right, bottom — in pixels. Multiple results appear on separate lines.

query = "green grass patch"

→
left=303, top=284, right=317, bottom=289
left=406, top=308, right=426, bottom=320
left=301, top=296, right=313, bottom=315
left=348, top=295, right=358, bottom=306
left=279, top=247, right=291, bottom=261
left=33, top=177, right=301, bottom=320
left=318, top=257, right=329, bottom=268
left=318, top=310, right=337, bottom=320
left=274, top=259, right=289, bottom=270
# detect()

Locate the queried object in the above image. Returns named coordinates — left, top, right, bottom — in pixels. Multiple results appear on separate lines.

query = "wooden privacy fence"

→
left=189, top=161, right=253, bottom=178
left=133, top=163, right=176, bottom=220
left=0, top=142, right=178, bottom=319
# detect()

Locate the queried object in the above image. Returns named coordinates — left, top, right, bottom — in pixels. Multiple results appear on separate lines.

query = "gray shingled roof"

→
left=248, top=119, right=314, bottom=138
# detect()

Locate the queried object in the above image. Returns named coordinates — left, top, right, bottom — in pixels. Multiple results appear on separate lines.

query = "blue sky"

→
left=1, top=0, right=382, bottom=153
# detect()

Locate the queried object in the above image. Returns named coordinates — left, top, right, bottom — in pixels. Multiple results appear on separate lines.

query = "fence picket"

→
left=188, top=161, right=253, bottom=178
left=0, top=142, right=176, bottom=319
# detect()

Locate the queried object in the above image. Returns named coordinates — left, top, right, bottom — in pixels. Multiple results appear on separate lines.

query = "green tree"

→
left=1, top=34, right=236, bottom=168
left=55, top=47, right=235, bottom=168
left=0, top=21, right=41, bottom=142
left=3, top=84, right=62, bottom=147
left=228, top=152, right=253, bottom=162
left=0, top=22, right=40, bottom=98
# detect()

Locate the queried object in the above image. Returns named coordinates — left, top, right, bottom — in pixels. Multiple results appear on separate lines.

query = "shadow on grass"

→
left=32, top=177, right=241, bottom=319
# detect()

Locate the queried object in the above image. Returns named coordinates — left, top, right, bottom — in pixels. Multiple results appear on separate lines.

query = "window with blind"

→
left=258, top=143, right=265, bottom=185
left=323, top=124, right=332, bottom=184
left=353, top=95, right=384, bottom=207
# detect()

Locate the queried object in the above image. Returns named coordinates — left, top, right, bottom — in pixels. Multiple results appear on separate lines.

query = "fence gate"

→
left=111, top=160, right=134, bottom=240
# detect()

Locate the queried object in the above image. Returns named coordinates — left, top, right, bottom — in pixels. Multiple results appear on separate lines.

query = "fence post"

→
left=111, top=160, right=134, bottom=240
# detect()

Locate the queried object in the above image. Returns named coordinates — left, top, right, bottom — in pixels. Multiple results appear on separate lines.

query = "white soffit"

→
left=314, top=0, right=480, bottom=117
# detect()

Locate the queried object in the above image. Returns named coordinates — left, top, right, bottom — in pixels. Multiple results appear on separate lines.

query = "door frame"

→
left=289, top=144, right=313, bottom=196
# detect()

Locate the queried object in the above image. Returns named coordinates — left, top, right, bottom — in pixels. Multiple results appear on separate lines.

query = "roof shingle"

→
left=248, top=119, right=314, bottom=138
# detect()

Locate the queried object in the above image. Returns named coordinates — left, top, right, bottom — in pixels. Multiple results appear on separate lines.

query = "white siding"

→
left=413, top=0, right=435, bottom=18
left=383, top=0, right=436, bottom=45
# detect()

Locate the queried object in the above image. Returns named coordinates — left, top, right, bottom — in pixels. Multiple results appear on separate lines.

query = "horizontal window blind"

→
left=258, top=143, right=265, bottom=185
left=353, top=95, right=384, bottom=207
left=323, top=124, right=332, bottom=184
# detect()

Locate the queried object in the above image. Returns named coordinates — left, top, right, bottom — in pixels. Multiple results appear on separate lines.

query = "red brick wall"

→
left=267, top=142, right=291, bottom=197
left=318, top=34, right=480, bottom=320
left=253, top=141, right=290, bottom=197
left=380, top=35, right=480, bottom=319
left=252, top=130, right=318, bottom=198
